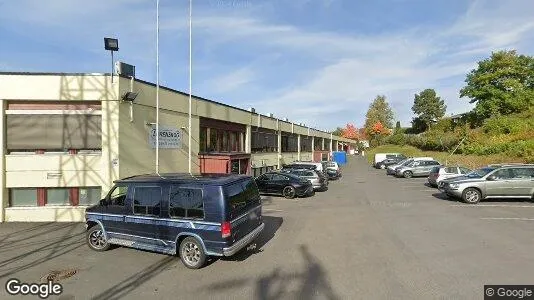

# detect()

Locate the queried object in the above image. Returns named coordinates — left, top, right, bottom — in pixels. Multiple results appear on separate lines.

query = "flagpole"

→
left=188, top=0, right=193, bottom=174
left=156, top=0, right=160, bottom=174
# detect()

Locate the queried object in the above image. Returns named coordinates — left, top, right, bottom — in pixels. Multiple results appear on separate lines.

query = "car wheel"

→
left=86, top=225, right=110, bottom=252
left=379, top=164, right=386, bottom=169
left=283, top=186, right=296, bottom=199
left=179, top=237, right=207, bottom=269
left=403, top=171, right=413, bottom=178
left=462, top=188, right=481, bottom=204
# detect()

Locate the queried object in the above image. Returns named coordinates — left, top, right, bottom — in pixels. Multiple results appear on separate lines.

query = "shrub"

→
left=482, top=115, right=533, bottom=135
left=386, top=133, right=406, bottom=145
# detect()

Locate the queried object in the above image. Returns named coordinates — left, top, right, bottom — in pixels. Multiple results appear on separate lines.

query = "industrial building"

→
left=0, top=68, right=355, bottom=222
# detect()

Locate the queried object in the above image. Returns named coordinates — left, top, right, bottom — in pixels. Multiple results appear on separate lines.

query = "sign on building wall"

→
left=149, top=125, right=182, bottom=149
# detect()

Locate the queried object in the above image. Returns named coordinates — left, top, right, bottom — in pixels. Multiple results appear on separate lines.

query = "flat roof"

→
left=115, top=173, right=250, bottom=185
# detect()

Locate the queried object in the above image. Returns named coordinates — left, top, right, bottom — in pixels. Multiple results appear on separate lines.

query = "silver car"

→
left=395, top=160, right=441, bottom=178
left=440, top=164, right=534, bottom=204
left=281, top=168, right=329, bottom=191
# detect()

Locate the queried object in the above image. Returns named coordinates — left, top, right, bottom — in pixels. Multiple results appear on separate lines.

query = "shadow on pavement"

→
left=203, top=244, right=340, bottom=300
left=91, top=256, right=175, bottom=300
left=0, top=223, right=85, bottom=279
left=431, top=193, right=457, bottom=202
left=222, top=216, right=283, bottom=262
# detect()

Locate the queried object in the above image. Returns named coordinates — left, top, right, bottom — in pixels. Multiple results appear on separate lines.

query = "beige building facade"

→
left=0, top=72, right=355, bottom=222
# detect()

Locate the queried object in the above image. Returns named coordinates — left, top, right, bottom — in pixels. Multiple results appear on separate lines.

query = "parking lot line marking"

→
left=480, top=217, right=534, bottom=221
left=263, top=209, right=284, bottom=212
left=451, top=204, right=534, bottom=208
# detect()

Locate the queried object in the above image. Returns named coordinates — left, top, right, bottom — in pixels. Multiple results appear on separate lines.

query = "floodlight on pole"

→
left=104, top=38, right=119, bottom=83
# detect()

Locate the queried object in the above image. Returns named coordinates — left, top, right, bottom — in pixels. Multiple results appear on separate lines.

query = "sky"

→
left=1, top=0, right=533, bottom=131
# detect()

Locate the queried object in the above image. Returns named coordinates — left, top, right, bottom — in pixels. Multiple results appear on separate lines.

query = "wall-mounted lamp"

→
left=122, top=91, right=138, bottom=102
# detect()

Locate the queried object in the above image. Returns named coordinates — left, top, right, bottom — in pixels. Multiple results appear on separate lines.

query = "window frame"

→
left=132, top=185, right=162, bottom=217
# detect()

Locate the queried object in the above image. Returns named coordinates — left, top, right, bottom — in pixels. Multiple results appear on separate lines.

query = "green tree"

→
left=412, top=88, right=446, bottom=130
left=394, top=121, right=402, bottom=134
left=460, top=50, right=534, bottom=119
left=409, top=116, right=427, bottom=134
left=364, top=95, right=394, bottom=131
left=331, top=127, right=344, bottom=136
left=364, top=95, right=394, bottom=146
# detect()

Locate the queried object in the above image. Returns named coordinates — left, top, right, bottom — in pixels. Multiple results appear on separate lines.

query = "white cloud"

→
left=2, top=0, right=534, bottom=129
left=209, top=67, right=255, bottom=93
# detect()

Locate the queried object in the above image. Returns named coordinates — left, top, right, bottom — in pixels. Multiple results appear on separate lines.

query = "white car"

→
left=428, top=165, right=471, bottom=187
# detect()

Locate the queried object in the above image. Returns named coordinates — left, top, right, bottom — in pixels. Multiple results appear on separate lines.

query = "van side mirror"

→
left=99, top=199, right=109, bottom=206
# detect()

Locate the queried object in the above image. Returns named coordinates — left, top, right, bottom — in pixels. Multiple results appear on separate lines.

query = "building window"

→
left=300, top=136, right=312, bottom=152
left=252, top=128, right=278, bottom=153
left=169, top=186, right=204, bottom=219
left=281, top=134, right=298, bottom=152
left=46, top=188, right=71, bottom=206
left=79, top=187, right=102, bottom=206
left=133, top=186, right=162, bottom=216
left=10, top=188, right=38, bottom=207
left=199, top=127, right=207, bottom=152
left=314, top=137, right=323, bottom=150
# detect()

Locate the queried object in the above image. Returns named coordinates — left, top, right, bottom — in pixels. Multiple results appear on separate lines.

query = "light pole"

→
left=188, top=0, right=193, bottom=174
left=104, top=38, right=119, bottom=83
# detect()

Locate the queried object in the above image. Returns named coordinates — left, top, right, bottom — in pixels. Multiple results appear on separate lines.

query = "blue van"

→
left=85, top=173, right=265, bottom=269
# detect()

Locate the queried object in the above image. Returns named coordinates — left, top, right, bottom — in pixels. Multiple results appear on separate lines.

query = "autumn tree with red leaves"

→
left=341, top=123, right=359, bottom=140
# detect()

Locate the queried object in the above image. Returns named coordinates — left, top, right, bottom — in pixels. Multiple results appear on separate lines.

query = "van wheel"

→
left=86, top=225, right=110, bottom=252
left=179, top=237, right=206, bottom=269
left=462, top=188, right=481, bottom=204
left=283, top=186, right=296, bottom=199
left=403, top=171, right=413, bottom=178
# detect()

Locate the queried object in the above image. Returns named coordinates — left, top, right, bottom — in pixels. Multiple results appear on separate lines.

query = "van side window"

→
left=133, top=186, right=161, bottom=216
left=109, top=185, right=128, bottom=206
left=169, top=186, right=204, bottom=219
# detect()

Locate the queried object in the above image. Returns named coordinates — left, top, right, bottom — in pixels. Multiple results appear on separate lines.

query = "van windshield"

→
left=226, top=178, right=261, bottom=219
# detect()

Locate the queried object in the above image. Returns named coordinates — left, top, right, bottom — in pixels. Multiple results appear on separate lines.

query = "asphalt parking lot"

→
left=1, top=156, right=534, bottom=299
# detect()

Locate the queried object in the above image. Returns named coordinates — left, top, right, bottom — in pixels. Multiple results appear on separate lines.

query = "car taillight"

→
left=221, top=221, right=231, bottom=238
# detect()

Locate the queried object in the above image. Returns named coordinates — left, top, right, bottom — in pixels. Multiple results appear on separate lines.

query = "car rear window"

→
left=445, top=167, right=457, bottom=174
left=430, top=166, right=440, bottom=173
left=225, top=178, right=261, bottom=218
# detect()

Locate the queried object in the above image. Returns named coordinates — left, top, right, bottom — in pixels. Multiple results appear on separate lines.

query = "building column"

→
left=0, top=99, right=5, bottom=222
left=245, top=125, right=251, bottom=153
left=311, top=137, right=315, bottom=162
left=277, top=130, right=282, bottom=169
left=297, top=134, right=301, bottom=161
left=101, top=93, right=120, bottom=196
left=322, top=138, right=325, bottom=151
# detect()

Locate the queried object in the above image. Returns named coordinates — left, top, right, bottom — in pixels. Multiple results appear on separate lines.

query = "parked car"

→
left=326, top=161, right=342, bottom=179
left=374, top=153, right=406, bottom=168
left=85, top=173, right=265, bottom=269
left=395, top=159, right=441, bottom=178
left=255, top=172, right=315, bottom=199
left=291, top=161, right=327, bottom=175
left=281, top=168, right=329, bottom=191
left=386, top=157, right=433, bottom=175
left=440, top=164, right=534, bottom=204
left=282, top=163, right=329, bottom=182
left=428, top=165, right=471, bottom=187
left=376, top=157, right=406, bottom=169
